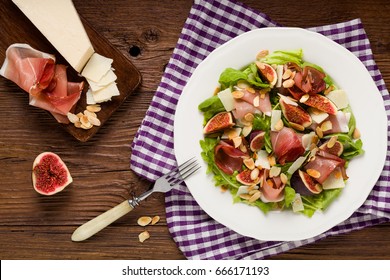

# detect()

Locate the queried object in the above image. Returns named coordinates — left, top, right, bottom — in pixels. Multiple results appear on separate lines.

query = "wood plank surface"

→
left=0, top=0, right=389, bottom=260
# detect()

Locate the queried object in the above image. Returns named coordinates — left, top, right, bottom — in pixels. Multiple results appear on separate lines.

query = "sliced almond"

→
left=275, top=119, right=284, bottom=131
left=244, top=112, right=255, bottom=122
left=84, top=110, right=97, bottom=118
left=269, top=166, right=281, bottom=178
left=232, top=90, right=244, bottom=99
left=243, top=158, right=255, bottom=170
left=86, top=104, right=102, bottom=113
left=239, top=193, right=251, bottom=200
left=88, top=115, right=101, bottom=126
left=353, top=127, right=361, bottom=139
left=280, top=173, right=288, bottom=184
left=151, top=215, right=160, bottom=225
left=237, top=81, right=249, bottom=89
left=250, top=168, right=260, bottom=181
left=256, top=49, right=269, bottom=59
left=268, top=155, right=276, bottom=166
left=282, top=69, right=292, bottom=80
left=246, top=87, right=256, bottom=94
left=282, top=79, right=295, bottom=88
left=248, top=190, right=261, bottom=203
left=290, top=122, right=305, bottom=131
left=137, top=216, right=152, bottom=227
left=67, top=112, right=79, bottom=123
left=232, top=136, right=242, bottom=148
left=306, top=169, right=321, bottom=179
left=253, top=95, right=260, bottom=107
left=324, top=85, right=335, bottom=95
left=315, top=126, right=323, bottom=138
left=327, top=135, right=338, bottom=148
left=80, top=115, right=90, bottom=126
left=80, top=122, right=93, bottom=130
left=242, top=125, right=253, bottom=137
left=299, top=94, right=310, bottom=103
left=138, top=231, right=150, bottom=243
left=320, top=120, right=333, bottom=132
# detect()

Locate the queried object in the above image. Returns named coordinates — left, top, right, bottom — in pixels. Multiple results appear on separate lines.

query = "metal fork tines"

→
left=164, top=157, right=200, bottom=187
left=71, top=157, right=200, bottom=242
left=129, top=157, right=200, bottom=207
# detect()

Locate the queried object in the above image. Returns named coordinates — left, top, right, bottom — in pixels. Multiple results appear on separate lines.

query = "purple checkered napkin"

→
left=130, top=0, right=390, bottom=259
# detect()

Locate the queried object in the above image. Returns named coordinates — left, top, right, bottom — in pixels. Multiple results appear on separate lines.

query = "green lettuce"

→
left=198, top=95, right=225, bottom=124
left=260, top=49, right=303, bottom=65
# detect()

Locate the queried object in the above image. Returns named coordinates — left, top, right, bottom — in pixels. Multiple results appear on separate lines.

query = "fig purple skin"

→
left=249, top=130, right=265, bottom=152
left=290, top=170, right=322, bottom=196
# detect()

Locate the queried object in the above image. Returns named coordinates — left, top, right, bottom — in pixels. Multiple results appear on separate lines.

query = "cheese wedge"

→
left=12, top=0, right=94, bottom=72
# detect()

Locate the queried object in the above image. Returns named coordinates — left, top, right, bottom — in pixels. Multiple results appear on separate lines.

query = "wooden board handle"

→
left=71, top=200, right=133, bottom=242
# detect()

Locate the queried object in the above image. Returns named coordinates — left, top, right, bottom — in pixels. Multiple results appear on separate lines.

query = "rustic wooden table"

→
left=1, top=0, right=389, bottom=260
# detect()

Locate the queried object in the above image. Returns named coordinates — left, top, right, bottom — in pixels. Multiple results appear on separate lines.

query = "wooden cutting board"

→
left=0, top=1, right=141, bottom=142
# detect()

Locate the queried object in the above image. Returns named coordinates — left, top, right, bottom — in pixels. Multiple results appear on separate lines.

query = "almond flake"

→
left=232, top=136, right=242, bottom=148
left=248, top=191, right=261, bottom=203
left=244, top=113, right=255, bottom=122
left=243, top=158, right=255, bottom=170
left=315, top=126, right=323, bottom=138
left=269, top=166, right=281, bottom=178
left=239, top=194, right=251, bottom=200
left=307, top=169, right=321, bottom=179
left=282, top=69, right=292, bottom=80
left=67, top=112, right=79, bottom=123
left=250, top=168, right=260, bottom=180
left=247, top=87, right=255, bottom=94
left=86, top=104, right=101, bottom=113
left=137, top=216, right=152, bottom=227
left=138, top=231, right=150, bottom=243
left=327, top=136, right=338, bottom=148
left=84, top=110, right=97, bottom=118
left=320, top=120, right=333, bottom=132
left=282, top=79, right=295, bottom=88
left=290, top=122, right=305, bottom=131
left=275, top=119, right=284, bottom=131
left=253, top=96, right=260, bottom=107
left=256, top=50, right=269, bottom=59
left=299, top=94, right=310, bottom=103
left=232, top=90, right=244, bottom=99
left=242, top=125, right=253, bottom=137
left=353, top=127, right=361, bottom=139
left=151, top=215, right=160, bottom=225
left=280, top=173, right=288, bottom=184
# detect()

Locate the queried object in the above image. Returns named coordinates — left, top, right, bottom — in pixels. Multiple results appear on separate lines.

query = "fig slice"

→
left=302, top=94, right=338, bottom=115
left=319, top=140, right=344, bottom=156
left=236, top=169, right=260, bottom=185
left=255, top=61, right=277, bottom=87
left=203, top=112, right=234, bottom=134
left=280, top=98, right=312, bottom=128
left=249, top=130, right=265, bottom=152
left=291, top=170, right=322, bottom=196
left=32, top=152, right=73, bottom=195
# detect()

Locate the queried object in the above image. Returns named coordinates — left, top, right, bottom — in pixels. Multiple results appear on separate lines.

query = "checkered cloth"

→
left=130, top=0, right=390, bottom=259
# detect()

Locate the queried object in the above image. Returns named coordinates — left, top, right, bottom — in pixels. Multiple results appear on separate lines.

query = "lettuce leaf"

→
left=218, top=64, right=269, bottom=90
left=260, top=49, right=303, bottom=66
left=198, top=95, right=225, bottom=124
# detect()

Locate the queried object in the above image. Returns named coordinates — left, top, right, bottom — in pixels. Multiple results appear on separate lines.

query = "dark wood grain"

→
left=0, top=0, right=389, bottom=260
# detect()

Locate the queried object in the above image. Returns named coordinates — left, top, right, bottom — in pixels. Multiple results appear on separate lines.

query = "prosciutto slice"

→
left=260, top=169, right=285, bottom=202
left=304, top=150, right=347, bottom=184
left=270, top=127, right=305, bottom=164
left=214, top=140, right=248, bottom=175
left=0, top=44, right=83, bottom=123
left=288, top=66, right=326, bottom=100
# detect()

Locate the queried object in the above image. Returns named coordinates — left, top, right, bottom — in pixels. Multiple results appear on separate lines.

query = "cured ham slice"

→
left=0, top=43, right=56, bottom=95
left=214, top=140, right=248, bottom=175
left=270, top=127, right=305, bottom=164
left=232, top=89, right=272, bottom=120
left=304, top=150, right=346, bottom=184
left=260, top=169, right=285, bottom=202
left=0, top=44, right=83, bottom=123
left=288, top=66, right=326, bottom=99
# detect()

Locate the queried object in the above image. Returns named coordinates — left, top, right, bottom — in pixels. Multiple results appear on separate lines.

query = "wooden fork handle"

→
left=71, top=200, right=133, bottom=242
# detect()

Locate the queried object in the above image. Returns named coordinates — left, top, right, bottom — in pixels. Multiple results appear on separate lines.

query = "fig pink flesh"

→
left=33, top=153, right=69, bottom=194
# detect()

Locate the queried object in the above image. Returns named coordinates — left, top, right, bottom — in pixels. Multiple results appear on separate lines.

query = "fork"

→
left=71, top=157, right=200, bottom=242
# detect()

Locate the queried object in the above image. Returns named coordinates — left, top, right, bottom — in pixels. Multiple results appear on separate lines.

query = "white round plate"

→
left=174, top=27, right=387, bottom=241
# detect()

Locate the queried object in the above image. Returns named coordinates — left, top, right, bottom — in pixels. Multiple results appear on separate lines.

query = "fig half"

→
left=291, top=170, right=322, bottom=196
left=32, top=152, right=73, bottom=195
left=203, top=112, right=234, bottom=134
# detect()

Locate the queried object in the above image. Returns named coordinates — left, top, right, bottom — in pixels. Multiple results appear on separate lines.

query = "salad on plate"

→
left=199, top=49, right=364, bottom=217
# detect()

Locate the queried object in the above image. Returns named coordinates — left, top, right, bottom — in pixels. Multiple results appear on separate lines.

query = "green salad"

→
left=199, top=49, right=363, bottom=217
